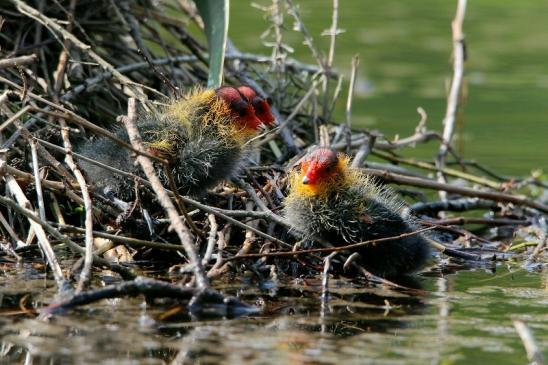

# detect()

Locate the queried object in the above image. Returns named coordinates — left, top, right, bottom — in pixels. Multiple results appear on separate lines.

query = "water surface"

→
left=0, top=263, right=546, bottom=364
left=230, top=0, right=548, bottom=175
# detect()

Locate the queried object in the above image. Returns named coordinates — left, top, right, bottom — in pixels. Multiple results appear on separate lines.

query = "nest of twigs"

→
left=0, top=0, right=546, bottom=316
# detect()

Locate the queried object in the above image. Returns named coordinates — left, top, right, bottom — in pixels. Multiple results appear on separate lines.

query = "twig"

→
left=344, top=55, right=359, bottom=154
left=48, top=3, right=95, bottom=290
left=285, top=0, right=325, bottom=69
left=3, top=171, right=70, bottom=293
left=55, top=224, right=187, bottom=252
left=364, top=168, right=548, bottom=214
left=29, top=141, right=46, bottom=221
left=424, top=237, right=481, bottom=261
left=0, top=194, right=135, bottom=280
left=525, top=218, right=547, bottom=265
left=411, top=198, right=499, bottom=214
left=321, top=0, right=341, bottom=119
left=0, top=210, right=25, bottom=248
left=202, top=214, right=218, bottom=265
left=59, top=123, right=94, bottom=293
left=0, top=54, right=37, bottom=69
left=320, top=251, right=337, bottom=333
left=428, top=217, right=530, bottom=227
left=225, top=226, right=436, bottom=261
left=374, top=150, right=503, bottom=190
left=437, top=0, right=467, bottom=199
left=10, top=0, right=148, bottom=102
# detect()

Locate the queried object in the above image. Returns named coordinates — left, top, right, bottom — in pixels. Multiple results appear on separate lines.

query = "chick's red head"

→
left=301, top=148, right=340, bottom=185
left=238, top=85, right=276, bottom=126
left=216, top=86, right=262, bottom=131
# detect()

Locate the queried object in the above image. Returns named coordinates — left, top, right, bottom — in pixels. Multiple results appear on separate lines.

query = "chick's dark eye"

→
left=253, top=101, right=264, bottom=114
left=231, top=100, right=249, bottom=116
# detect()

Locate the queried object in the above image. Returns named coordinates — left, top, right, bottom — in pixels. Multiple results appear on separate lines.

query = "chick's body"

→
left=285, top=149, right=431, bottom=278
left=78, top=87, right=258, bottom=200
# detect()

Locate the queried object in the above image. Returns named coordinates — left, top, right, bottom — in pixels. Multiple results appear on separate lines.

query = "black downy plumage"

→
left=285, top=148, right=431, bottom=277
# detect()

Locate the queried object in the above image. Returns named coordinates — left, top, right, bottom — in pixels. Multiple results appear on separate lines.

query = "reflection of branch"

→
left=45, top=277, right=259, bottom=317
left=513, top=320, right=546, bottom=365
left=437, top=0, right=468, bottom=198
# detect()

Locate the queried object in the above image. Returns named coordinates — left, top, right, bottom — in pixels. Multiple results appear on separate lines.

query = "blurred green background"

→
left=230, top=0, right=548, bottom=176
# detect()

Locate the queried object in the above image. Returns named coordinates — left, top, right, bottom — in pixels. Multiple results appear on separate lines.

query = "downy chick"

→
left=78, top=86, right=268, bottom=201
left=284, top=148, right=431, bottom=277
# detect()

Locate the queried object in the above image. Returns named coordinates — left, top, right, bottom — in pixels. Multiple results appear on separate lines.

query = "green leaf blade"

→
left=195, top=0, right=229, bottom=88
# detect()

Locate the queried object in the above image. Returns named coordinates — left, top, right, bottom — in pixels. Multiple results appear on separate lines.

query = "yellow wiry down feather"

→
left=286, top=153, right=404, bottom=210
left=153, top=87, right=257, bottom=150
left=287, top=154, right=356, bottom=198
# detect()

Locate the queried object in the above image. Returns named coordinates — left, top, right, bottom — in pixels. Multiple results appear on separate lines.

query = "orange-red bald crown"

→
left=301, top=148, right=340, bottom=185
left=237, top=85, right=276, bottom=126
left=216, top=86, right=262, bottom=131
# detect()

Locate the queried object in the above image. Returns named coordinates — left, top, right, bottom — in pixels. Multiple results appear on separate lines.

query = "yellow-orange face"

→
left=216, top=86, right=262, bottom=131
left=237, top=85, right=276, bottom=126
left=300, top=148, right=341, bottom=186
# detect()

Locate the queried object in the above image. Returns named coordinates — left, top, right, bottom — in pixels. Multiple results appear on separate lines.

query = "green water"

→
left=0, top=265, right=546, bottom=364
left=230, top=0, right=548, bottom=176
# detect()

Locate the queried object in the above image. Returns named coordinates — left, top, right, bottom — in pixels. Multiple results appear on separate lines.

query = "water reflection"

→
left=229, top=1, right=548, bottom=175
left=0, top=265, right=546, bottom=364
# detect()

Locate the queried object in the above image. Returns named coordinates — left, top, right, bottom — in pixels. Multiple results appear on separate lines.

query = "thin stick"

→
left=0, top=76, right=165, bottom=163
left=225, top=226, right=436, bottom=261
left=326, top=0, right=339, bottom=68
left=55, top=224, right=187, bottom=252
left=321, top=0, right=341, bottom=119
left=437, top=0, right=467, bottom=199
left=59, top=123, right=94, bottom=293
left=525, top=220, right=547, bottom=265
left=0, top=194, right=135, bottom=280
left=30, top=141, right=46, bottom=221
left=0, top=210, right=24, bottom=247
left=11, top=0, right=148, bottom=102
left=345, top=55, right=359, bottom=154
left=320, top=252, right=336, bottom=333
left=0, top=54, right=38, bottom=69
left=3, top=174, right=70, bottom=292
left=364, top=168, right=548, bottom=214
left=202, top=214, right=218, bottom=265
left=374, top=150, right=503, bottom=190
left=164, top=167, right=204, bottom=239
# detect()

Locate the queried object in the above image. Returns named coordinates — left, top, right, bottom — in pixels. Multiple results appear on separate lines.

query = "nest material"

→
left=0, top=0, right=546, bottom=311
